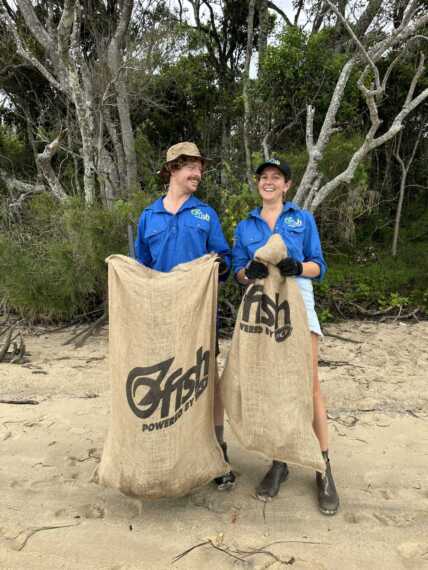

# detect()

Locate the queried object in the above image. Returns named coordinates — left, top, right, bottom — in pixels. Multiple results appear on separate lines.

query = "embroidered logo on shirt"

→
left=283, top=216, right=302, bottom=228
left=191, top=208, right=210, bottom=222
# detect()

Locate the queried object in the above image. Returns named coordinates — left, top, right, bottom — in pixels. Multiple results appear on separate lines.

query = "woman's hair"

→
left=161, top=156, right=204, bottom=183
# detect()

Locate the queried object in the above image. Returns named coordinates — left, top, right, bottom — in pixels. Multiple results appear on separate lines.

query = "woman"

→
left=232, top=158, right=339, bottom=515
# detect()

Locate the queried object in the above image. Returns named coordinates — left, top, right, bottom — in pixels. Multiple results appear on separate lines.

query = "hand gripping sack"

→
left=98, top=254, right=228, bottom=498
left=221, top=235, right=324, bottom=473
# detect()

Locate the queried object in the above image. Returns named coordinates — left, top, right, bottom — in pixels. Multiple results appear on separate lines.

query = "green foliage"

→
left=0, top=195, right=129, bottom=321
left=133, top=53, right=221, bottom=151
left=315, top=242, right=428, bottom=319
left=255, top=27, right=361, bottom=148
left=0, top=125, right=33, bottom=176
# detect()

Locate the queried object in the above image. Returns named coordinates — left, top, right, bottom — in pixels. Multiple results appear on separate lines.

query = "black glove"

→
left=244, top=260, right=269, bottom=280
left=215, top=256, right=228, bottom=275
left=277, top=257, right=303, bottom=277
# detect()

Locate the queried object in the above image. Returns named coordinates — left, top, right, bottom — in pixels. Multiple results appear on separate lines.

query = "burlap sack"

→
left=98, top=254, right=228, bottom=499
left=221, top=234, right=324, bottom=473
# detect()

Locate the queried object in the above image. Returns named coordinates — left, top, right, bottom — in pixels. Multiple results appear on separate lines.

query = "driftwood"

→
left=323, top=331, right=362, bottom=343
left=173, top=536, right=326, bottom=565
left=63, top=311, right=108, bottom=349
left=11, top=522, right=80, bottom=552
left=0, top=324, right=27, bottom=364
left=0, top=399, right=39, bottom=405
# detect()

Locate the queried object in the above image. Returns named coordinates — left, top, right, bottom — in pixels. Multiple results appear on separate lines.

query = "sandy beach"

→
left=1, top=320, right=427, bottom=570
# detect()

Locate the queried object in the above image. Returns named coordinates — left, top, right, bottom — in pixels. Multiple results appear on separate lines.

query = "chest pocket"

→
left=240, top=228, right=265, bottom=256
left=144, top=217, right=168, bottom=257
left=184, top=217, right=210, bottom=246
left=282, top=220, right=305, bottom=257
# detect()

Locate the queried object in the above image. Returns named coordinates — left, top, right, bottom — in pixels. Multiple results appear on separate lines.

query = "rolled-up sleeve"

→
left=303, top=212, right=327, bottom=281
left=232, top=223, right=250, bottom=275
left=207, top=209, right=231, bottom=281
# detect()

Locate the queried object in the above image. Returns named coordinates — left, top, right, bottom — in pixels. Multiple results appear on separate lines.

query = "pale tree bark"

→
left=293, top=2, right=428, bottom=212
left=0, top=169, right=44, bottom=196
left=1, top=0, right=137, bottom=203
left=257, top=0, right=269, bottom=70
left=258, top=0, right=271, bottom=160
left=107, top=0, right=138, bottom=194
left=266, top=1, right=293, bottom=26
left=392, top=126, right=423, bottom=257
left=243, top=0, right=257, bottom=192
left=103, top=106, right=127, bottom=195
left=36, top=133, right=69, bottom=202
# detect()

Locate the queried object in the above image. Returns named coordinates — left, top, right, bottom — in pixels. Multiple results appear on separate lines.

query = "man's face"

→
left=171, top=159, right=203, bottom=194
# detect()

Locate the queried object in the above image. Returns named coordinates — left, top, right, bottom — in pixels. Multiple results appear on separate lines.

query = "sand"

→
left=1, top=320, right=427, bottom=570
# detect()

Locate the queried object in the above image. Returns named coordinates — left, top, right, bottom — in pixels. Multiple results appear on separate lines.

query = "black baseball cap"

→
left=255, top=158, right=292, bottom=180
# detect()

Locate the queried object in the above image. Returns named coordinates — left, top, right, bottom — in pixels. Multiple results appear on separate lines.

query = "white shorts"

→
left=295, top=277, right=323, bottom=336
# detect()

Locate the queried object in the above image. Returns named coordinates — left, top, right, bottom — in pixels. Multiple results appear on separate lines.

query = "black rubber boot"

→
left=316, top=452, right=339, bottom=515
left=256, top=461, right=289, bottom=501
left=214, top=443, right=236, bottom=491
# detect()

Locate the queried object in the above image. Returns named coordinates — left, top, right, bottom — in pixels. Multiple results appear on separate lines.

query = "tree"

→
left=295, top=2, right=428, bottom=211
left=392, top=125, right=423, bottom=256
left=252, top=0, right=428, bottom=211
left=1, top=0, right=138, bottom=203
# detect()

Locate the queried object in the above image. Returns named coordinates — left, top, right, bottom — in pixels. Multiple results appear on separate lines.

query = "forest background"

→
left=0, top=0, right=427, bottom=329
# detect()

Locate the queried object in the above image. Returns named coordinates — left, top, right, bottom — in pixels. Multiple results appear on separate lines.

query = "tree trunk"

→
left=392, top=127, right=422, bottom=257
left=103, top=106, right=127, bottom=197
left=107, top=0, right=138, bottom=196
left=257, top=0, right=269, bottom=75
left=36, top=134, right=68, bottom=201
left=243, top=0, right=257, bottom=192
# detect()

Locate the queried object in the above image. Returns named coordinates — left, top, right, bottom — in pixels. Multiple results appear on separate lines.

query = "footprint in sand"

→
left=344, top=511, right=416, bottom=528
left=397, top=541, right=428, bottom=562
left=344, top=512, right=373, bottom=524
left=79, top=503, right=105, bottom=519
left=371, top=511, right=416, bottom=528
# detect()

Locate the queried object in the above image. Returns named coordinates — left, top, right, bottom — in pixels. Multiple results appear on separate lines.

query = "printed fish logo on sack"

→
left=126, top=347, right=211, bottom=431
left=240, top=284, right=292, bottom=342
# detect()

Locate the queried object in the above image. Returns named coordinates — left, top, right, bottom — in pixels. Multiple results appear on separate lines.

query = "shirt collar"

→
left=147, top=194, right=204, bottom=213
left=249, top=201, right=299, bottom=219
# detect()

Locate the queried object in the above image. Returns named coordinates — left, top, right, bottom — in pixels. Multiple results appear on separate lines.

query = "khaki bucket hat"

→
left=159, top=142, right=207, bottom=178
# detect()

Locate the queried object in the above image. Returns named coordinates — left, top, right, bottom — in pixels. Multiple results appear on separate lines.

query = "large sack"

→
left=99, top=254, right=228, bottom=499
left=221, top=234, right=324, bottom=473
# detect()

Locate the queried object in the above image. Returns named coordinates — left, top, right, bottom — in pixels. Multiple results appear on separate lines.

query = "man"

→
left=135, top=141, right=235, bottom=490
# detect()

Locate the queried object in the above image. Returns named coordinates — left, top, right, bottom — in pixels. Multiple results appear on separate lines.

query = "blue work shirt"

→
left=135, top=195, right=231, bottom=279
left=233, top=202, right=327, bottom=280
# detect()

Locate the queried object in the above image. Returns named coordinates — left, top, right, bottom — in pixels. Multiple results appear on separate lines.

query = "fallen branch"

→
left=346, top=302, right=396, bottom=316
left=0, top=325, right=14, bottom=361
left=319, top=359, right=365, bottom=369
left=0, top=399, right=39, bottom=405
left=12, top=522, right=80, bottom=551
left=173, top=536, right=326, bottom=565
left=379, top=307, right=421, bottom=322
left=323, top=331, right=362, bottom=343
left=172, top=539, right=211, bottom=563
left=172, top=538, right=245, bottom=564
left=63, top=311, right=107, bottom=348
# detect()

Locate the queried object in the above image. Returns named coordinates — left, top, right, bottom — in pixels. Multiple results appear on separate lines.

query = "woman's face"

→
left=257, top=166, right=292, bottom=205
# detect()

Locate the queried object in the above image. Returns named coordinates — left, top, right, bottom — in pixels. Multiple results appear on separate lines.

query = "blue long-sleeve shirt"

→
left=233, top=202, right=327, bottom=281
left=135, top=195, right=231, bottom=280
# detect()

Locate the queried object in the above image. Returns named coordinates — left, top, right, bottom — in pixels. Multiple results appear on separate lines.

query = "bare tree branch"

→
left=326, top=0, right=381, bottom=91
left=36, top=132, right=69, bottom=201
left=354, top=0, right=383, bottom=37
left=266, top=1, right=293, bottom=27
left=392, top=124, right=423, bottom=256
